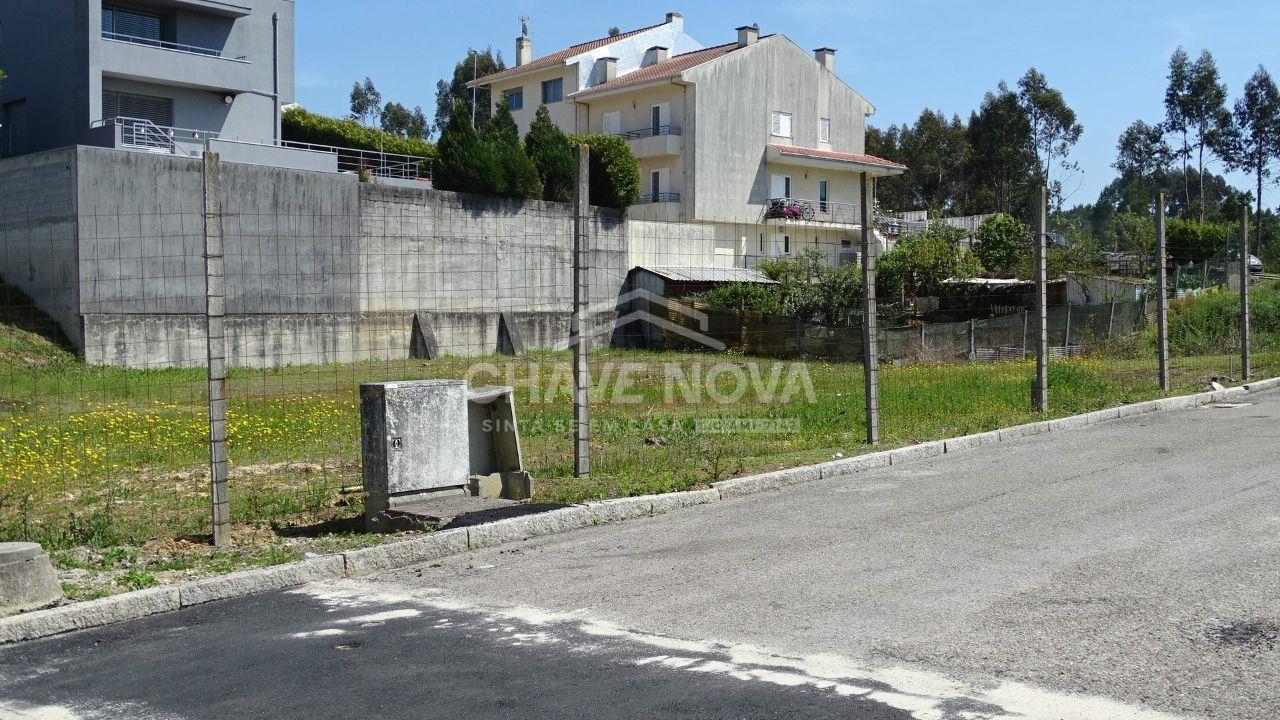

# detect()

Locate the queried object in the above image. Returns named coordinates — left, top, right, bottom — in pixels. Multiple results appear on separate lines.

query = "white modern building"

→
left=470, top=13, right=906, bottom=268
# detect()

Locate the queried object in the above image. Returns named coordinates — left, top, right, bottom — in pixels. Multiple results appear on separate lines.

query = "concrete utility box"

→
left=1, top=542, right=62, bottom=614
left=361, top=380, right=470, bottom=517
left=361, top=381, right=530, bottom=529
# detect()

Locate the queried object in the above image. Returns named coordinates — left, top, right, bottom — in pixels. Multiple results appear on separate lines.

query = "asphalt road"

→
left=3, top=392, right=1278, bottom=719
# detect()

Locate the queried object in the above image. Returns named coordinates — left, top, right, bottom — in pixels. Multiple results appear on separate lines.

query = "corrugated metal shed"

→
left=639, top=266, right=777, bottom=284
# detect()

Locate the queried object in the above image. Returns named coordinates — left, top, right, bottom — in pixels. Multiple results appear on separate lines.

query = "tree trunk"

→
left=1258, top=168, right=1265, bottom=260
left=1197, top=141, right=1206, bottom=223
left=1182, top=132, right=1191, bottom=217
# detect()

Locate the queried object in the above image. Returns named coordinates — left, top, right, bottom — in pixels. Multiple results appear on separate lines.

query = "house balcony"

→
left=762, top=197, right=863, bottom=227
left=618, top=125, right=681, bottom=158
left=99, top=32, right=254, bottom=93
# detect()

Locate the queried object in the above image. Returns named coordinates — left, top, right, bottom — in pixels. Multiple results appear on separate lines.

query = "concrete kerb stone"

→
left=343, top=529, right=470, bottom=577
left=0, top=586, right=180, bottom=645
left=179, top=555, right=346, bottom=607
left=6, top=375, right=1278, bottom=646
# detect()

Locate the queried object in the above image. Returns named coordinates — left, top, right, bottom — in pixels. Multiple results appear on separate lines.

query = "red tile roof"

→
left=472, top=21, right=669, bottom=86
left=569, top=42, right=742, bottom=97
left=769, top=144, right=907, bottom=171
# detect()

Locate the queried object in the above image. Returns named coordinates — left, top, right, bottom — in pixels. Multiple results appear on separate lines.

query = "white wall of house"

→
left=486, top=65, right=579, bottom=135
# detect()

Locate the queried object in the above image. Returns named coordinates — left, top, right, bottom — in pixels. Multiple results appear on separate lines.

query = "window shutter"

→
left=103, top=6, right=163, bottom=40
left=771, top=112, right=781, bottom=135
left=820, top=118, right=830, bottom=143
left=103, top=90, right=173, bottom=126
left=603, top=112, right=621, bottom=135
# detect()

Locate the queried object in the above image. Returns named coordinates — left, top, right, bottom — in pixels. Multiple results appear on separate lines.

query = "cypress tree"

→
left=524, top=105, right=576, bottom=203
left=483, top=99, right=543, bottom=200
left=434, top=99, right=502, bottom=195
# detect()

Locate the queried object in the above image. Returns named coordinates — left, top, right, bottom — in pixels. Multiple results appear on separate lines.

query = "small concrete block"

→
left=888, top=440, right=946, bottom=465
left=0, top=542, right=62, bottom=614
left=1153, top=396, right=1198, bottom=412
left=178, top=555, right=345, bottom=607
left=943, top=431, right=1001, bottom=454
left=342, top=529, right=470, bottom=577
left=1, top=586, right=180, bottom=644
left=818, top=452, right=893, bottom=479
left=1208, top=386, right=1249, bottom=403
left=649, top=489, right=718, bottom=514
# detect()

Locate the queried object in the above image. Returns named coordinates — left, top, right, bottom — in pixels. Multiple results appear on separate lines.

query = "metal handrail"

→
left=618, top=125, right=680, bottom=139
left=763, top=197, right=861, bottom=224
left=637, top=192, right=680, bottom=204
left=102, top=31, right=248, bottom=61
left=94, top=117, right=432, bottom=181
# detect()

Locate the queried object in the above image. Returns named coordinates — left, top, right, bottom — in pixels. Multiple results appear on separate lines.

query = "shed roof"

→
left=638, top=266, right=777, bottom=283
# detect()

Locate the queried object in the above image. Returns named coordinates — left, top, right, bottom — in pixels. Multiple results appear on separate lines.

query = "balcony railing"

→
left=617, top=124, right=680, bottom=140
left=763, top=197, right=861, bottom=225
left=637, top=192, right=681, bottom=204
left=92, top=117, right=432, bottom=181
left=102, top=31, right=248, bottom=61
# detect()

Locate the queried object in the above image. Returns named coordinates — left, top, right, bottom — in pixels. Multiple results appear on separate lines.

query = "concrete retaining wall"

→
left=0, top=146, right=639, bottom=368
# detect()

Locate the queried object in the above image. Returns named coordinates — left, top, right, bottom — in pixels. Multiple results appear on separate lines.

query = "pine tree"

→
left=483, top=99, right=543, bottom=199
left=524, top=105, right=576, bottom=203
left=434, top=99, right=502, bottom=195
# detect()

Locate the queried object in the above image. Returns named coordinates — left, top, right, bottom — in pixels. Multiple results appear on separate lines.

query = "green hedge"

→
left=282, top=106, right=435, bottom=160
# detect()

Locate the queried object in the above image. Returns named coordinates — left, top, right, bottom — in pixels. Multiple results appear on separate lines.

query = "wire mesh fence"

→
left=0, top=151, right=1274, bottom=574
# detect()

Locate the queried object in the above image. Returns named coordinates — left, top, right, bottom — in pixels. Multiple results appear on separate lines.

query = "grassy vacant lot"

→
left=2, top=295, right=1275, bottom=603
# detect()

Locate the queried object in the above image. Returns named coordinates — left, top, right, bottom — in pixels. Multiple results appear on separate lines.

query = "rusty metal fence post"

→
left=202, top=151, right=230, bottom=547
left=1032, top=186, right=1048, bottom=412
left=1156, top=192, right=1169, bottom=390
left=1240, top=206, right=1251, bottom=381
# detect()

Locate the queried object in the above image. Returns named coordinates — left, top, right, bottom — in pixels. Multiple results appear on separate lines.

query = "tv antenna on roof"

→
left=519, top=16, right=530, bottom=38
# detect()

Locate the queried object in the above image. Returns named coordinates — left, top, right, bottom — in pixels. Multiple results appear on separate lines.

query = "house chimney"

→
left=595, top=56, right=618, bottom=83
left=665, top=12, right=683, bottom=23
left=814, top=47, right=835, bottom=72
left=644, top=46, right=670, bottom=67
left=736, top=24, right=759, bottom=48
left=516, top=36, right=532, bottom=66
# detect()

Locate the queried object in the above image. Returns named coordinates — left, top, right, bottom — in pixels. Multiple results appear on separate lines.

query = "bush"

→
left=973, top=213, right=1028, bottom=276
left=704, top=249, right=863, bottom=325
left=281, top=106, right=434, bottom=160
left=570, top=134, right=640, bottom=209
left=525, top=106, right=576, bottom=203
left=877, top=224, right=982, bottom=300
left=1163, top=280, right=1280, bottom=355
left=1165, top=218, right=1236, bottom=263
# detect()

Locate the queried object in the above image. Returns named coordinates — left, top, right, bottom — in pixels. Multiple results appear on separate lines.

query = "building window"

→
left=759, top=233, right=764, bottom=252
left=504, top=88, right=523, bottom=111
left=103, top=90, right=174, bottom=126
left=541, top=77, right=564, bottom=104
left=820, top=117, right=831, bottom=143
left=102, top=5, right=164, bottom=41
left=650, top=170, right=661, bottom=202
left=783, top=235, right=790, bottom=254
left=771, top=111, right=792, bottom=138
left=819, top=179, right=828, bottom=212
left=651, top=105, right=662, bottom=134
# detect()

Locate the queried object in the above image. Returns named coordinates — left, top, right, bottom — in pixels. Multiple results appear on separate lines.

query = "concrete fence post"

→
left=1107, top=300, right=1116, bottom=340
left=1155, top=192, right=1169, bottom=390
left=859, top=172, right=880, bottom=445
left=202, top=152, right=230, bottom=548
left=968, top=318, right=976, bottom=360
left=572, top=145, right=591, bottom=479
left=1240, top=206, right=1251, bottom=381
left=1033, top=186, right=1048, bottom=413
left=1064, top=302, right=1073, bottom=350
left=1021, top=308, right=1028, bottom=359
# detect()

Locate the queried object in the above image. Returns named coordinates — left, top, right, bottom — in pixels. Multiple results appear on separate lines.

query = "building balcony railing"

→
left=636, top=192, right=681, bottom=204
left=763, top=197, right=861, bottom=225
left=102, top=31, right=248, bottom=62
left=616, top=124, right=680, bottom=140
left=91, top=117, right=432, bottom=181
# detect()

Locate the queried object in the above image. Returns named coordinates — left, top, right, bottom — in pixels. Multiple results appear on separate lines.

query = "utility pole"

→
left=1156, top=192, right=1169, bottom=390
left=860, top=172, right=880, bottom=444
left=471, top=50, right=478, bottom=127
left=1033, top=186, right=1048, bottom=413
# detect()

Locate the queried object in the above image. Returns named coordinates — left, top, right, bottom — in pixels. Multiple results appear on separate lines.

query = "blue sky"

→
left=295, top=0, right=1280, bottom=209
